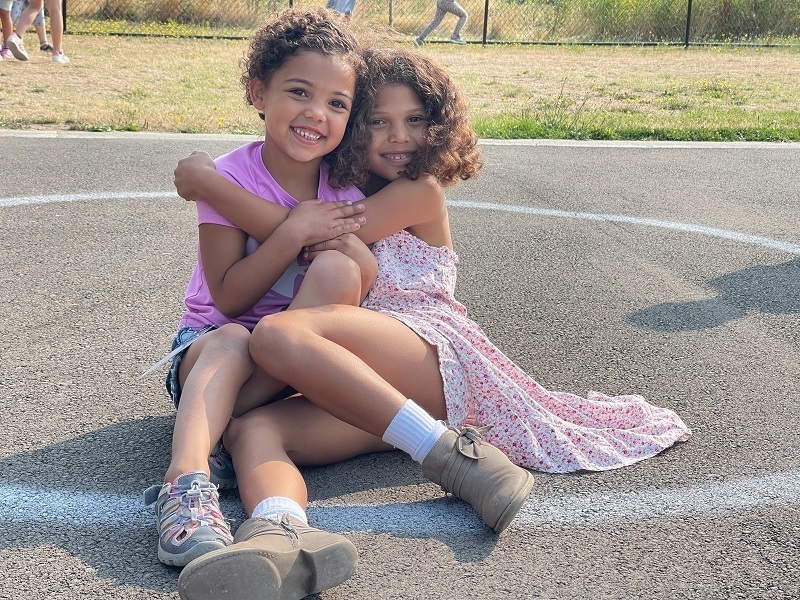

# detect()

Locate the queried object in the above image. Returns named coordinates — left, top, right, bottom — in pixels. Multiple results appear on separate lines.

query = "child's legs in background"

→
left=225, top=396, right=393, bottom=515
left=11, top=0, right=40, bottom=38
left=418, top=6, right=447, bottom=42
left=0, top=4, right=13, bottom=46
left=448, top=1, right=468, bottom=38
left=10, top=0, right=44, bottom=42
left=43, top=0, right=61, bottom=51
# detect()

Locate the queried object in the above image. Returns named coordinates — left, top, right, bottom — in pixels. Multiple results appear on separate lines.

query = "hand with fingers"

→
left=174, top=151, right=218, bottom=202
left=285, top=199, right=366, bottom=248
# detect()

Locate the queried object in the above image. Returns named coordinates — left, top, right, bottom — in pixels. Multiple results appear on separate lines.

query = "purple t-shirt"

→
left=178, top=142, right=364, bottom=331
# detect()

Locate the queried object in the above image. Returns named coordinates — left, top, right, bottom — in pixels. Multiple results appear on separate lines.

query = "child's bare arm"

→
left=175, top=152, right=444, bottom=247
left=305, top=176, right=448, bottom=256
left=174, top=151, right=366, bottom=245
left=200, top=201, right=364, bottom=318
left=344, top=175, right=446, bottom=245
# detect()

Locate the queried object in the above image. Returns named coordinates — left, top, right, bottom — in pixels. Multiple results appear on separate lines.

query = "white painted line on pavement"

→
left=1, top=469, right=798, bottom=531
left=449, top=200, right=800, bottom=255
left=1, top=191, right=798, bottom=256
left=0, top=191, right=177, bottom=208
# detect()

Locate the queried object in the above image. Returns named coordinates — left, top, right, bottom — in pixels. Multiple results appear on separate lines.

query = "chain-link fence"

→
left=63, top=0, right=800, bottom=45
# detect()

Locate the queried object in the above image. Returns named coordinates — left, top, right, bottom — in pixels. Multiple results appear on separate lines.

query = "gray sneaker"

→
left=143, top=471, right=233, bottom=567
left=412, top=38, right=424, bottom=47
left=178, top=514, right=358, bottom=600
left=208, top=441, right=237, bottom=490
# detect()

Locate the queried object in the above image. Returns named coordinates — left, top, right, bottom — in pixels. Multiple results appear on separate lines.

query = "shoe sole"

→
left=158, top=539, right=230, bottom=568
left=492, top=469, right=535, bottom=534
left=178, top=538, right=358, bottom=600
left=6, top=38, right=29, bottom=61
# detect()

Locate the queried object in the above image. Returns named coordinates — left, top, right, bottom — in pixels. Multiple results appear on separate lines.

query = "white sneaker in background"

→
left=6, top=33, right=29, bottom=60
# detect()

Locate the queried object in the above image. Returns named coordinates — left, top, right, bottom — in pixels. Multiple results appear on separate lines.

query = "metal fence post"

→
left=62, top=0, right=67, bottom=33
left=482, top=0, right=489, bottom=44
left=389, top=0, right=393, bottom=28
left=684, top=0, right=693, bottom=48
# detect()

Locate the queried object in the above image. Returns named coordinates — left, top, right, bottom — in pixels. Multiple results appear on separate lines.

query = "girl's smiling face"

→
left=367, top=84, right=428, bottom=182
left=251, top=50, right=356, bottom=167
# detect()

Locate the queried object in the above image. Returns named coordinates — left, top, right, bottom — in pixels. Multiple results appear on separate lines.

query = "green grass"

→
left=1, top=36, right=798, bottom=141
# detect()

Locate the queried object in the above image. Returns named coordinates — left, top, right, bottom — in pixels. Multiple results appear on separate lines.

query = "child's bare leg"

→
left=249, top=305, right=534, bottom=534
left=225, top=396, right=393, bottom=514
left=166, top=323, right=255, bottom=483
left=251, top=304, right=447, bottom=435
left=1, top=9, right=12, bottom=44
left=231, top=367, right=294, bottom=417
left=43, top=0, right=62, bottom=52
left=226, top=250, right=366, bottom=418
left=12, top=1, right=40, bottom=38
left=177, top=398, right=385, bottom=598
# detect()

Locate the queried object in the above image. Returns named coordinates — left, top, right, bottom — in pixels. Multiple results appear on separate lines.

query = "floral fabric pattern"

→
left=363, top=230, right=691, bottom=472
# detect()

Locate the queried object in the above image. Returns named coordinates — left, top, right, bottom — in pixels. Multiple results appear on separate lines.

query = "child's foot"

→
left=412, top=38, right=424, bottom=47
left=143, top=471, right=233, bottom=567
left=0, top=46, right=11, bottom=60
left=450, top=36, right=466, bottom=45
left=178, top=514, right=358, bottom=599
left=6, top=34, right=29, bottom=61
left=208, top=441, right=237, bottom=490
left=421, top=425, right=534, bottom=533
left=40, top=42, right=54, bottom=51
left=51, top=51, right=69, bottom=64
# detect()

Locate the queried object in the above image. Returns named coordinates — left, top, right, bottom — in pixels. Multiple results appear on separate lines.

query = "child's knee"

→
left=250, top=313, right=306, bottom=373
left=208, top=323, right=253, bottom=362
left=304, top=250, right=362, bottom=303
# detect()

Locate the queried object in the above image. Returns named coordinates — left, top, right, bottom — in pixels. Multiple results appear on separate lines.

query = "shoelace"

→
left=162, top=480, right=227, bottom=532
left=276, top=514, right=300, bottom=540
left=454, top=425, right=494, bottom=459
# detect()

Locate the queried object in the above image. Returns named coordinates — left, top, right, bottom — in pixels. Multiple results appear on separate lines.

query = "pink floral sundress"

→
left=362, top=230, right=691, bottom=472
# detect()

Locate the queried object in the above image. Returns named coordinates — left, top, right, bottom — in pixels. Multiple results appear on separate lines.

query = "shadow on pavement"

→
left=626, top=258, right=800, bottom=332
left=1, top=417, right=500, bottom=591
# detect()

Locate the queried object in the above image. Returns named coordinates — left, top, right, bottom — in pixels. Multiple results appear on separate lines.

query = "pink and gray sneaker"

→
left=143, top=471, right=233, bottom=567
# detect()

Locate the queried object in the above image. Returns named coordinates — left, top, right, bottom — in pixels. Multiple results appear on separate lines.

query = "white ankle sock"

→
left=252, top=496, right=308, bottom=525
left=382, top=399, right=448, bottom=463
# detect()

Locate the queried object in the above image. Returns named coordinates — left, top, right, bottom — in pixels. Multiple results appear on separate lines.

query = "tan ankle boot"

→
left=178, top=514, right=358, bottom=600
left=421, top=426, right=534, bottom=533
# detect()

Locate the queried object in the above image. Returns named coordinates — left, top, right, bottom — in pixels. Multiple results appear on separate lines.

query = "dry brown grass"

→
left=0, top=34, right=798, bottom=137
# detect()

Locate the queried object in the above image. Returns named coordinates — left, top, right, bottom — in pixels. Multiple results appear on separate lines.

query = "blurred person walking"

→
left=1, top=0, right=13, bottom=59
left=12, top=0, right=52, bottom=51
left=413, top=0, right=468, bottom=47
left=5, top=0, right=67, bottom=63
left=325, top=0, right=357, bottom=19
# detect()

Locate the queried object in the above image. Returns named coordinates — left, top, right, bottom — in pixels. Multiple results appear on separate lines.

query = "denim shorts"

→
left=165, top=325, right=207, bottom=408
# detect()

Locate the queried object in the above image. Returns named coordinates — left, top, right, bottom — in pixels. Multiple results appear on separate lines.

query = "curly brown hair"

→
left=241, top=9, right=369, bottom=189
left=347, top=46, right=483, bottom=187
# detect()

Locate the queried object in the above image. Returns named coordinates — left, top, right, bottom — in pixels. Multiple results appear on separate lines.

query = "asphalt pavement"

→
left=1, top=131, right=798, bottom=599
